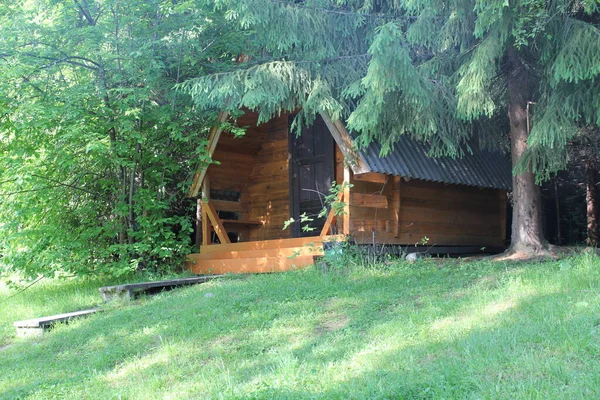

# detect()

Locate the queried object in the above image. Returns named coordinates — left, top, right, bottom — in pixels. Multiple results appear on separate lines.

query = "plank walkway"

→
left=14, top=309, right=100, bottom=337
left=99, top=275, right=220, bottom=301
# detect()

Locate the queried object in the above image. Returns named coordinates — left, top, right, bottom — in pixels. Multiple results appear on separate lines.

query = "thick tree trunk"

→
left=505, top=46, right=548, bottom=255
left=586, top=162, right=598, bottom=246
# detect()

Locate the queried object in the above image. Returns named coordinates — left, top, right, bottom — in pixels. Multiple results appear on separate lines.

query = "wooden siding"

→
left=349, top=176, right=506, bottom=247
left=247, top=114, right=292, bottom=241
left=203, top=111, right=506, bottom=248
left=205, top=112, right=266, bottom=242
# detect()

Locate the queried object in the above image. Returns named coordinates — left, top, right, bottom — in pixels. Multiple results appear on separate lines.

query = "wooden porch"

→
left=185, top=234, right=344, bottom=274
left=186, top=181, right=349, bottom=274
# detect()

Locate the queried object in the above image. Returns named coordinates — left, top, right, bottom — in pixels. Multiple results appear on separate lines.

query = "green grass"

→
left=1, top=254, right=600, bottom=399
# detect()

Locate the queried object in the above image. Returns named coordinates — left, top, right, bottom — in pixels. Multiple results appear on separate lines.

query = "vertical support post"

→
left=201, top=174, right=211, bottom=246
left=393, top=176, right=401, bottom=238
left=195, top=198, right=203, bottom=250
left=343, top=166, right=351, bottom=235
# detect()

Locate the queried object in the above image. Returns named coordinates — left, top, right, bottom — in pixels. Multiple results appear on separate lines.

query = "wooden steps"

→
left=186, top=235, right=343, bottom=275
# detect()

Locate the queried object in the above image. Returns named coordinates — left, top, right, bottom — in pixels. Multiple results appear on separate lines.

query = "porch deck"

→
left=185, top=235, right=343, bottom=275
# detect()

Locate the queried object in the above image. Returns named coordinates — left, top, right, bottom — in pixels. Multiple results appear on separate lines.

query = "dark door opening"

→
left=289, top=114, right=335, bottom=237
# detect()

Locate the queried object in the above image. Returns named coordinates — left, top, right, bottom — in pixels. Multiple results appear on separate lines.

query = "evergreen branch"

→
left=268, top=0, right=419, bottom=22
left=191, top=53, right=370, bottom=80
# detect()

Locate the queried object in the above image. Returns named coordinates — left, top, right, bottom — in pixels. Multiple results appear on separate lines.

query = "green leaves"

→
left=0, top=0, right=241, bottom=279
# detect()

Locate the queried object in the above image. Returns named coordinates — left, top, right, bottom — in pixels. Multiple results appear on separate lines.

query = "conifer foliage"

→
left=183, top=0, right=600, bottom=255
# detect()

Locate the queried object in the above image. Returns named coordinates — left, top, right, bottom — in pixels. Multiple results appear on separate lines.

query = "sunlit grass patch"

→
left=1, top=254, right=600, bottom=398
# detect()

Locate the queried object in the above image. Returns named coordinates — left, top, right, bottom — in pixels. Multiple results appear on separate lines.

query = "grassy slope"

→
left=1, top=255, right=600, bottom=399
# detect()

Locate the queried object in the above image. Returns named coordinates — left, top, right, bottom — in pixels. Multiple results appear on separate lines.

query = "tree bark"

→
left=586, top=162, right=598, bottom=246
left=505, top=46, right=548, bottom=255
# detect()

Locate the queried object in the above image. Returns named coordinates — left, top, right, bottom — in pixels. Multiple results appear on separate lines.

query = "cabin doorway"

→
left=288, top=115, right=335, bottom=237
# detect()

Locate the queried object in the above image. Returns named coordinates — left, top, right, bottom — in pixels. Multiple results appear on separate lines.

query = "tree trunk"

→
left=505, top=46, right=548, bottom=255
left=586, top=162, right=598, bottom=246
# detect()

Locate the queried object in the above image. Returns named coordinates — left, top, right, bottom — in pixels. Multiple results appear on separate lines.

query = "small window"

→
left=210, top=189, right=241, bottom=202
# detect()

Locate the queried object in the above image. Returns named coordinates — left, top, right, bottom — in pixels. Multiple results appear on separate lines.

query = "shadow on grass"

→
left=1, top=260, right=599, bottom=398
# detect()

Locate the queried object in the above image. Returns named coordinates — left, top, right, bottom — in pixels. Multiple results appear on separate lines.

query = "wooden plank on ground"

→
left=99, top=276, right=220, bottom=302
left=14, top=309, right=100, bottom=337
left=187, top=245, right=324, bottom=262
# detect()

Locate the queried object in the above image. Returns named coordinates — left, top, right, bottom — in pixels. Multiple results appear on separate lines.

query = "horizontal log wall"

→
left=349, top=175, right=506, bottom=247
left=248, top=113, right=292, bottom=241
left=206, top=112, right=265, bottom=242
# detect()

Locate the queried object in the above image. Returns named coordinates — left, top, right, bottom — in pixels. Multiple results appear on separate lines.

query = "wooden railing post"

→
left=201, top=174, right=211, bottom=245
left=343, top=166, right=351, bottom=235
left=320, top=190, right=344, bottom=236
left=205, top=201, right=231, bottom=244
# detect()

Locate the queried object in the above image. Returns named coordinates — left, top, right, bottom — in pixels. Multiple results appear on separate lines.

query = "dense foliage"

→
left=0, top=1, right=246, bottom=278
left=1, top=1, right=599, bottom=277
left=182, top=0, right=600, bottom=253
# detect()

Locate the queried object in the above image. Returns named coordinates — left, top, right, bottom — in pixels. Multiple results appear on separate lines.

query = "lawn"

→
left=1, top=254, right=600, bottom=399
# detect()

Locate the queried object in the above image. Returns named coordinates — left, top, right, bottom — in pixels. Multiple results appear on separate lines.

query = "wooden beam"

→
left=393, top=176, right=401, bottom=238
left=320, top=112, right=370, bottom=174
left=320, top=190, right=344, bottom=236
left=188, top=112, right=229, bottom=198
left=354, top=172, right=387, bottom=184
left=343, top=166, right=351, bottom=235
left=204, top=201, right=231, bottom=244
left=197, top=235, right=345, bottom=254
left=195, top=198, right=203, bottom=250
left=202, top=207, right=209, bottom=246
left=202, top=174, right=211, bottom=245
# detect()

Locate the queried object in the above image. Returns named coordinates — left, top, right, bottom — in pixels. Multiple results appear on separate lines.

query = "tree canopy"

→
left=0, top=0, right=245, bottom=278
left=181, top=0, right=600, bottom=255
left=1, top=0, right=599, bottom=278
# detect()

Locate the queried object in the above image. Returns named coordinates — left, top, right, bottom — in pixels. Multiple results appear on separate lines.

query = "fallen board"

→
left=14, top=309, right=100, bottom=337
left=99, top=275, right=220, bottom=302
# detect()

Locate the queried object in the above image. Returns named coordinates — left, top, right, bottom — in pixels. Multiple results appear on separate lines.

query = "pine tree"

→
left=182, top=0, right=600, bottom=257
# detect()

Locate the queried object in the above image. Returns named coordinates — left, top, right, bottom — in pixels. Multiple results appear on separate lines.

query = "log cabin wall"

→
left=206, top=112, right=265, bottom=241
left=395, top=180, right=505, bottom=247
left=334, top=149, right=506, bottom=246
left=247, top=113, right=293, bottom=241
left=348, top=175, right=506, bottom=247
left=206, top=111, right=506, bottom=247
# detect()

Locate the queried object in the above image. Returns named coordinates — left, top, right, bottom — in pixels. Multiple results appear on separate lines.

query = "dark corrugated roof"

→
left=359, top=137, right=513, bottom=190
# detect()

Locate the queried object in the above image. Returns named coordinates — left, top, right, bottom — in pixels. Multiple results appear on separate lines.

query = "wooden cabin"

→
left=185, top=111, right=512, bottom=274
